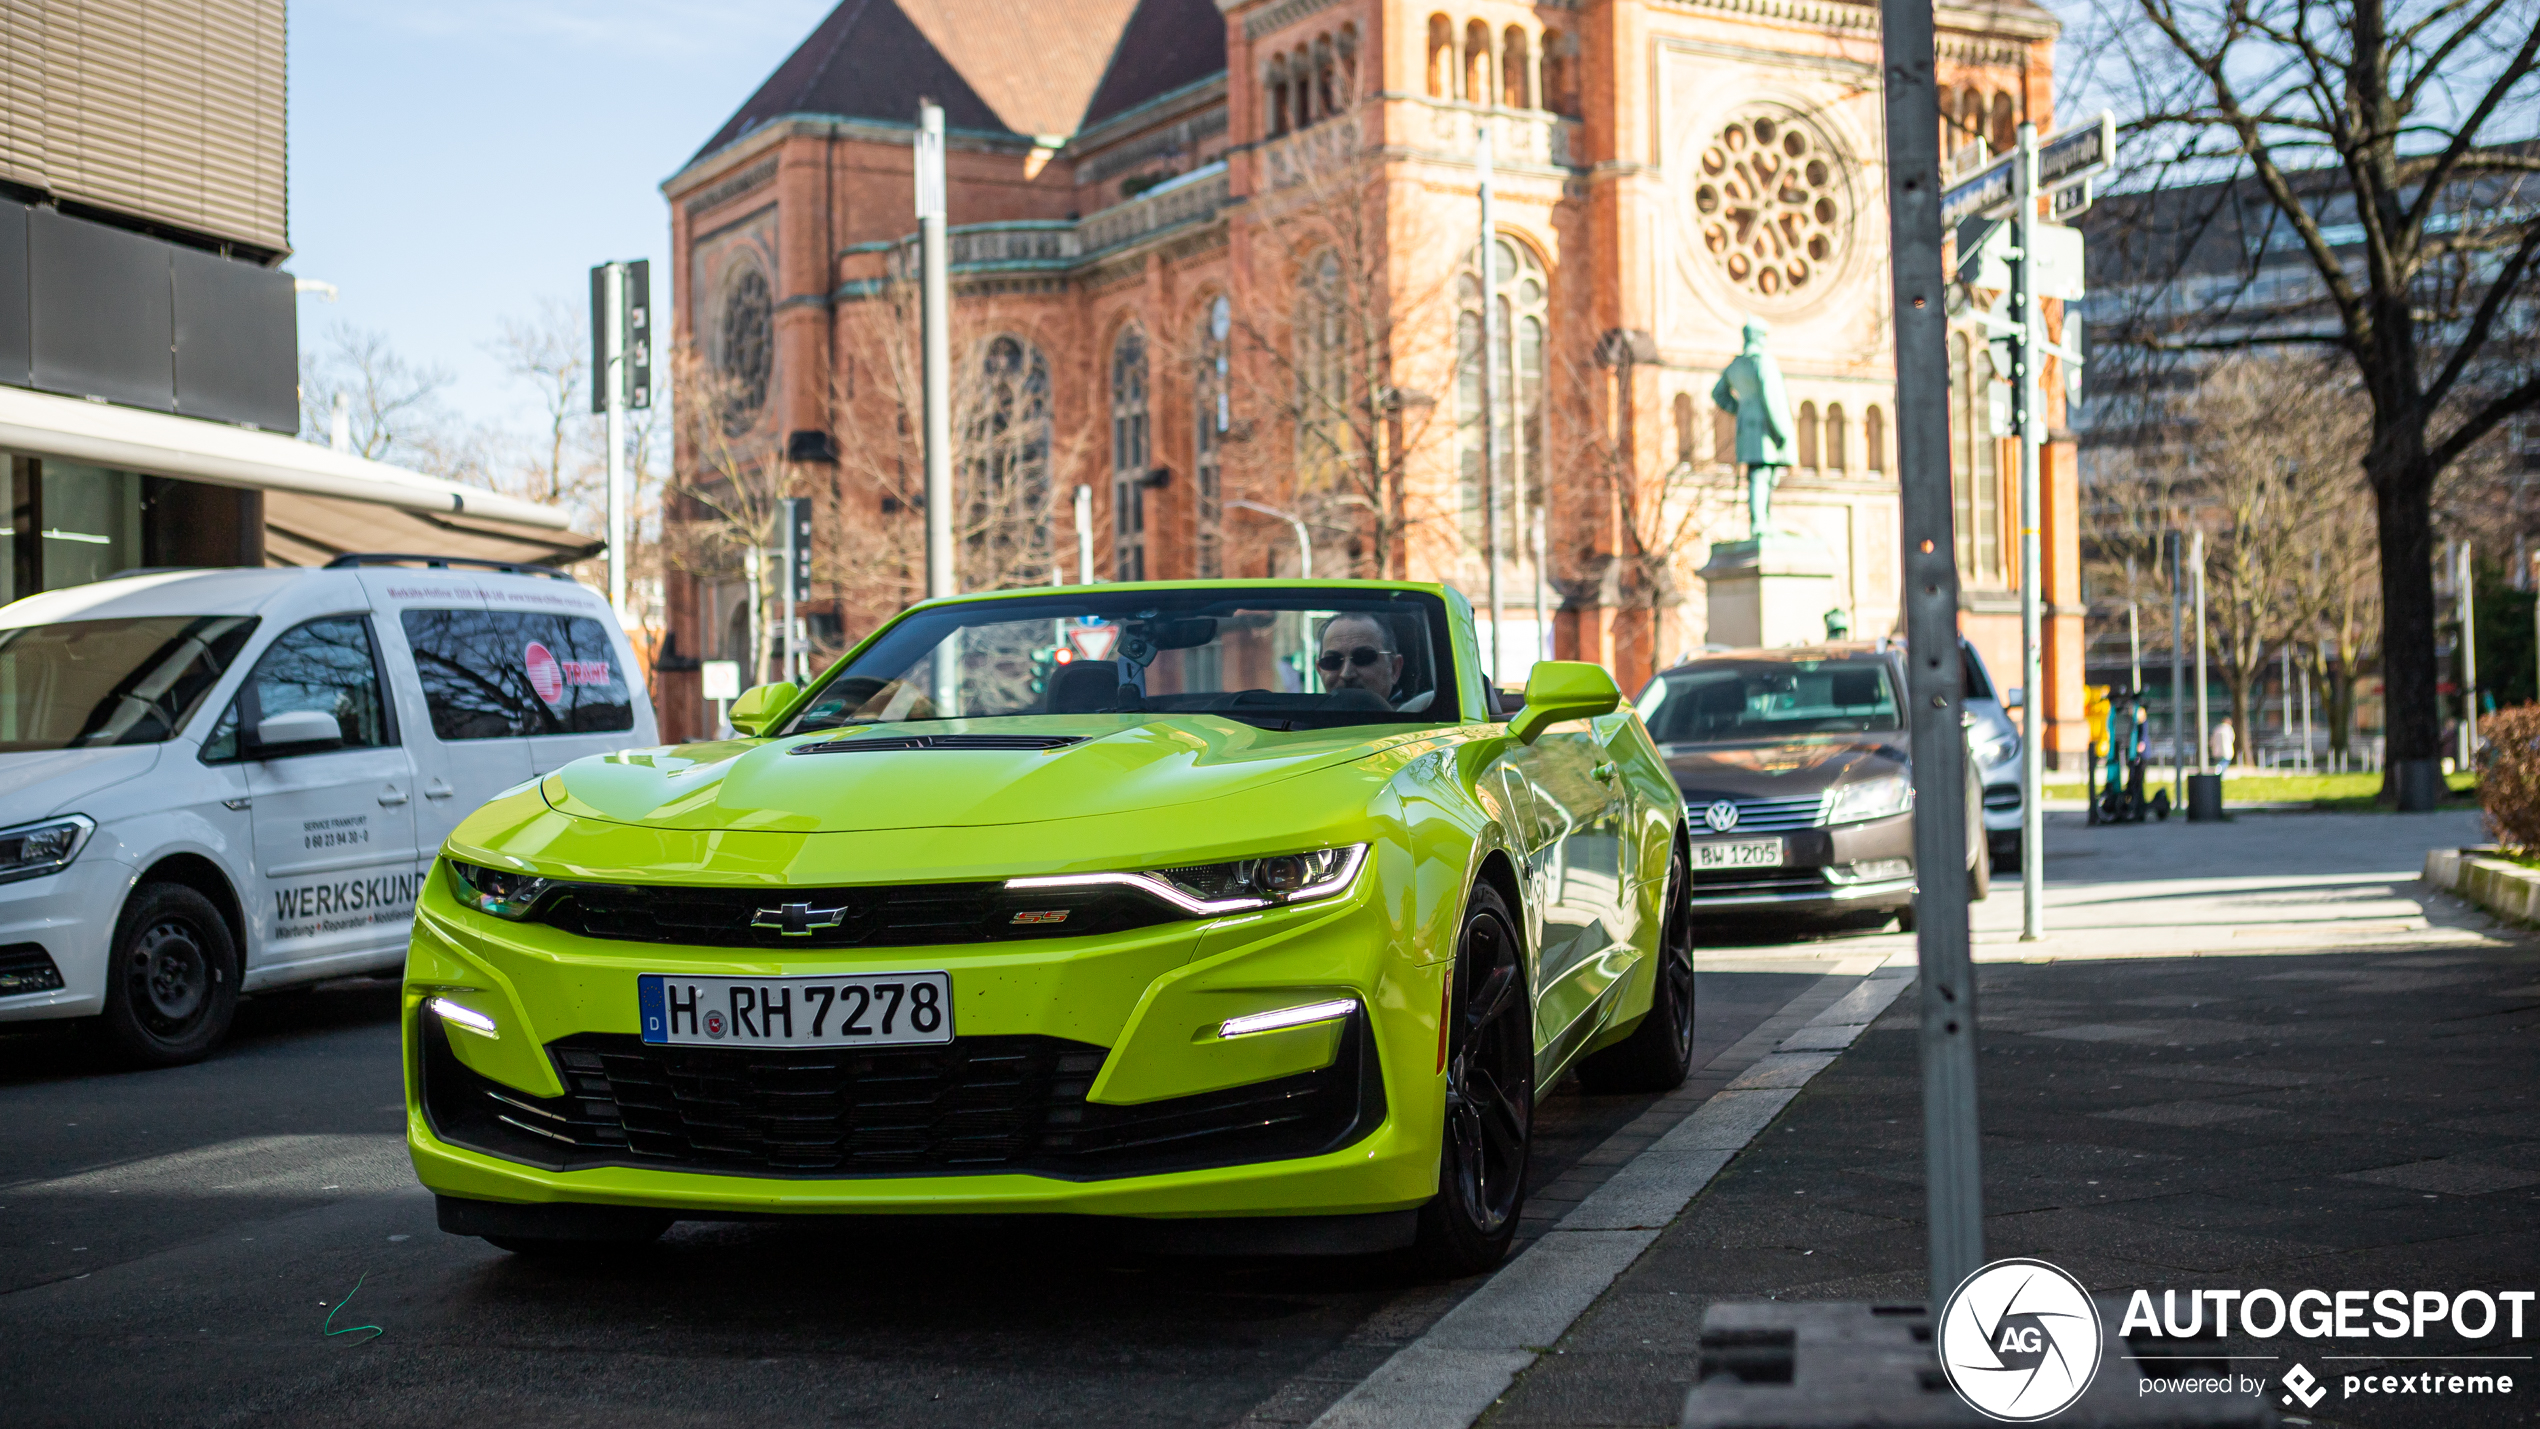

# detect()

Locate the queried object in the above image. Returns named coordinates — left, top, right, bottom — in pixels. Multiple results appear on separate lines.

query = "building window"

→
left=1673, top=393, right=1697, bottom=467
left=1338, top=24, right=1359, bottom=105
left=1796, top=401, right=1820, bottom=469
left=718, top=266, right=773, bottom=436
left=1712, top=394, right=1737, bottom=466
left=1111, top=325, right=1150, bottom=582
left=1456, top=236, right=1548, bottom=549
left=1268, top=55, right=1291, bottom=136
left=1502, top=27, right=1531, bottom=108
left=1427, top=15, right=1452, bottom=98
left=1991, top=93, right=2017, bottom=157
left=1541, top=29, right=1577, bottom=116
left=1195, top=296, right=1230, bottom=579
left=1826, top=403, right=1849, bottom=472
left=1865, top=404, right=1886, bottom=472
left=1314, top=36, right=1336, bottom=116
left=963, top=335, right=1053, bottom=586
left=1464, top=20, right=1490, bottom=103
left=1949, top=332, right=2001, bottom=583
left=1297, top=251, right=1349, bottom=495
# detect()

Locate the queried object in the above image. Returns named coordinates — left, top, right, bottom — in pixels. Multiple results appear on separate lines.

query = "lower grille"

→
left=1686, top=868, right=1830, bottom=899
left=1983, top=783, right=2022, bottom=810
left=421, top=1015, right=1381, bottom=1182
left=0, top=942, right=63, bottom=995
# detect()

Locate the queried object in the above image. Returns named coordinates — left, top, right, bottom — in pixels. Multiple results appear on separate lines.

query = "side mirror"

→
left=1508, top=661, right=1622, bottom=745
left=2003, top=687, right=2026, bottom=710
left=726, top=681, right=798, bottom=737
left=250, top=709, right=344, bottom=757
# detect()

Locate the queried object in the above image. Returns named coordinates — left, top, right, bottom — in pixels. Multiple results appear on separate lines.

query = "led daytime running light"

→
left=1219, top=997, right=1359, bottom=1039
left=1005, top=844, right=1368, bottom=917
left=428, top=996, right=499, bottom=1038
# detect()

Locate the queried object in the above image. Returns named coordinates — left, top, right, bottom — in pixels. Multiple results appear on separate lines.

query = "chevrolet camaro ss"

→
left=406, top=580, right=1693, bottom=1273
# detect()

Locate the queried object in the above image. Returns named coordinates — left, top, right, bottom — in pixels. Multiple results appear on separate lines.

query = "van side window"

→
left=202, top=617, right=394, bottom=762
left=401, top=609, right=633, bottom=740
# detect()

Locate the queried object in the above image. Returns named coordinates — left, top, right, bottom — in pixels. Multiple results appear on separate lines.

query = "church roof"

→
left=693, top=0, right=1226, bottom=160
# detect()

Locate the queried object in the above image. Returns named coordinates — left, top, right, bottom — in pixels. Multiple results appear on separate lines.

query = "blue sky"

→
left=283, top=0, right=832, bottom=431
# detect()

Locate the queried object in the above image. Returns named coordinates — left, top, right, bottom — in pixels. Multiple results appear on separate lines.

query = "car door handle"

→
left=378, top=786, right=409, bottom=806
left=424, top=778, right=456, bottom=799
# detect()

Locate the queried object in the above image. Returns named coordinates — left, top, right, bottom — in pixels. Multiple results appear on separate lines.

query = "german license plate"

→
left=638, top=972, right=953, bottom=1048
left=1693, top=838, right=1783, bottom=870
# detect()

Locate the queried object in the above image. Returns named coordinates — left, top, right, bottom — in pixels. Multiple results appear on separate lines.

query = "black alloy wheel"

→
left=95, top=882, right=240, bottom=1067
left=1415, top=881, right=1534, bottom=1276
left=1578, top=842, right=1697, bottom=1093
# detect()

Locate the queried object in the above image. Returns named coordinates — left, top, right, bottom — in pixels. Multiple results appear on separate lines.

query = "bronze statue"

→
left=1709, top=320, right=1795, bottom=538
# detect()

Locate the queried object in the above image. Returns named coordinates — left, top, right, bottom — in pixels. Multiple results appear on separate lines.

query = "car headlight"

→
left=1978, top=732, right=2021, bottom=765
left=1825, top=773, right=1911, bottom=825
left=0, top=814, right=95, bottom=885
left=446, top=859, right=555, bottom=920
left=1007, top=844, right=1368, bottom=917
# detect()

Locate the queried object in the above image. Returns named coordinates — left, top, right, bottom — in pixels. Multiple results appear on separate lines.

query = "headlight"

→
left=0, top=815, right=95, bottom=885
left=1826, top=773, right=1911, bottom=825
left=1978, top=732, right=2021, bottom=765
left=1007, top=844, right=1368, bottom=917
left=446, top=860, right=555, bottom=920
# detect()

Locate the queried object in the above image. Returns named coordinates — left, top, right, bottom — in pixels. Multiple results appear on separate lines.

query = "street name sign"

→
left=1939, top=110, right=2113, bottom=229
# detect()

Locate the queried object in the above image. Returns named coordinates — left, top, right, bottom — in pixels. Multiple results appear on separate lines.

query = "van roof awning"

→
left=0, top=383, right=572, bottom=531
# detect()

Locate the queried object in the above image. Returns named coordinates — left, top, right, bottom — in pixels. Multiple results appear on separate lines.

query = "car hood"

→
left=1661, top=734, right=1906, bottom=798
left=542, top=716, right=1436, bottom=834
left=0, top=746, right=162, bottom=820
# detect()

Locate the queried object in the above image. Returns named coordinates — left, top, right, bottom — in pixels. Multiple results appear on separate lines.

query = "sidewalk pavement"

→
left=1482, top=808, right=2538, bottom=1428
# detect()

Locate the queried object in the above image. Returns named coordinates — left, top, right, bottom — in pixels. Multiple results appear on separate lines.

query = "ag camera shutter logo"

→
left=1940, top=1258, right=2104, bottom=1421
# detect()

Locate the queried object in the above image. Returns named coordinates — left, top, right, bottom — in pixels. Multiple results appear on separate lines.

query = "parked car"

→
left=408, top=580, right=1690, bottom=1275
left=0, top=556, right=656, bottom=1066
left=1959, top=638, right=2026, bottom=866
left=1634, top=643, right=1987, bottom=926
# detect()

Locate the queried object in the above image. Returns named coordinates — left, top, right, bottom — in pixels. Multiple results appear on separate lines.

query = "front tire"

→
left=1578, top=844, right=1696, bottom=1093
left=1414, top=882, right=1533, bottom=1277
left=94, top=882, right=239, bottom=1067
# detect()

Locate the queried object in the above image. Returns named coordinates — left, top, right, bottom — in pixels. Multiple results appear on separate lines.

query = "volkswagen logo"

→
left=1703, top=799, right=1741, bottom=833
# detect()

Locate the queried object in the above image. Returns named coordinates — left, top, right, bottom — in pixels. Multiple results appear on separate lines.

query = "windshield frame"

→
left=1636, top=654, right=1905, bottom=746
left=776, top=585, right=1468, bottom=736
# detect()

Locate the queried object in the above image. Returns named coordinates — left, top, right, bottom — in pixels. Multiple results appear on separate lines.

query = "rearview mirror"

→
left=1509, top=662, right=1622, bottom=744
left=250, top=709, right=344, bottom=757
left=727, top=681, right=798, bottom=737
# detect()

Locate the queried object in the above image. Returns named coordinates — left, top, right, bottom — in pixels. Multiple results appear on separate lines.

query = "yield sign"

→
left=1069, top=624, right=1119, bottom=662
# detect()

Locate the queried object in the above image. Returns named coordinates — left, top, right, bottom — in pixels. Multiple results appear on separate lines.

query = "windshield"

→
left=783, top=588, right=1461, bottom=734
left=0, top=616, right=261, bottom=754
left=1636, top=657, right=1901, bottom=744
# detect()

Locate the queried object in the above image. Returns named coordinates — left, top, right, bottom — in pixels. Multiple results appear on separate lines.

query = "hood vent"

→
left=790, top=733, right=1087, bottom=755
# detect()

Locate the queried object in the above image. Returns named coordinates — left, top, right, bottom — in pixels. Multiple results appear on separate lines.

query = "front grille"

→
left=1687, top=868, right=1829, bottom=899
left=1681, top=791, right=1825, bottom=833
left=0, top=942, right=63, bottom=995
left=528, top=879, right=1181, bottom=949
left=1983, top=783, right=2022, bottom=810
left=420, top=1016, right=1381, bottom=1182
left=791, top=734, right=1085, bottom=754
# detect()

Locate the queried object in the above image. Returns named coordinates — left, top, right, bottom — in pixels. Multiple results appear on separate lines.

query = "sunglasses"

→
left=1317, top=646, right=1392, bottom=672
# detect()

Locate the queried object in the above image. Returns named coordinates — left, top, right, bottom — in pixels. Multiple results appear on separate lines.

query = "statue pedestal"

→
left=1700, top=534, right=1840, bottom=649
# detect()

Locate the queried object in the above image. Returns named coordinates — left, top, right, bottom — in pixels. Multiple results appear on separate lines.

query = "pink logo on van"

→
left=524, top=642, right=564, bottom=704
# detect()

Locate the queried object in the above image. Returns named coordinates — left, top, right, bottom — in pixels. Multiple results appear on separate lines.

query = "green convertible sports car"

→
left=406, top=580, right=1693, bottom=1272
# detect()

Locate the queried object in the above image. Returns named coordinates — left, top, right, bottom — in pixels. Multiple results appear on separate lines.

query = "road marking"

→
left=2, top=1135, right=410, bottom=1200
left=1308, top=970, right=1914, bottom=1429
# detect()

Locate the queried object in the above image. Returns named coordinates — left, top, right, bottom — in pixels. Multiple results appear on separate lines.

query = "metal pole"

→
left=2127, top=555, right=2141, bottom=693
left=2013, top=122, right=2043, bottom=942
left=1074, top=485, right=1094, bottom=584
left=2460, top=541, right=2477, bottom=769
left=1228, top=499, right=1313, bottom=579
left=2301, top=650, right=2313, bottom=770
left=918, top=101, right=954, bottom=603
left=1478, top=125, right=1504, bottom=681
left=2279, top=645, right=2292, bottom=769
left=2170, top=535, right=2186, bottom=804
left=1878, top=0, right=1985, bottom=1312
left=782, top=502, right=798, bottom=685
left=2192, top=528, right=2209, bottom=772
left=603, top=262, right=628, bottom=620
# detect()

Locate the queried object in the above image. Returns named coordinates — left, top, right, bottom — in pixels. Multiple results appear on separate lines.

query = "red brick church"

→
left=656, top=0, right=2082, bottom=757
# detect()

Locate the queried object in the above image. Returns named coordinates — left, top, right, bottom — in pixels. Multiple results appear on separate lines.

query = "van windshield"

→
left=1636, top=658, right=1902, bottom=744
left=0, top=617, right=260, bottom=753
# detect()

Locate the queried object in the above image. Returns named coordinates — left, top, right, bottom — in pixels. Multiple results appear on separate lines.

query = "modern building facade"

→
left=658, top=0, right=2086, bottom=758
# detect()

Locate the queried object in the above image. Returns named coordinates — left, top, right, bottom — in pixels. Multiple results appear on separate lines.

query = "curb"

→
left=2424, top=845, right=2540, bottom=925
left=1307, top=969, right=1917, bottom=1429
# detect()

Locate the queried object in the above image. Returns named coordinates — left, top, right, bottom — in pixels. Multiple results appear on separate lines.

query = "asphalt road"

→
left=0, top=969, right=1821, bottom=1429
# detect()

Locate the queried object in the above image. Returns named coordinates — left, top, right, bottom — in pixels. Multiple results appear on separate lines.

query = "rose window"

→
left=1694, top=112, right=1847, bottom=300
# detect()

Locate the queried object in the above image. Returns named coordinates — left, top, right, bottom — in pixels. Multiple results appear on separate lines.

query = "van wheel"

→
left=1414, top=882, right=1532, bottom=1277
left=94, top=883, right=239, bottom=1068
left=1578, top=844, right=1696, bottom=1093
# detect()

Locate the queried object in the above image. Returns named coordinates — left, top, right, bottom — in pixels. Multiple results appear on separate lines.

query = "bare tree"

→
left=666, top=344, right=802, bottom=688
left=2085, top=0, right=2540, bottom=791
left=297, top=325, right=456, bottom=463
left=487, top=299, right=601, bottom=508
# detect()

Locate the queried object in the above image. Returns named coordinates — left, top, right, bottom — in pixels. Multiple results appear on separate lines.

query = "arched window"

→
left=962, top=335, right=1052, bottom=583
left=1338, top=24, right=1359, bottom=108
left=1826, top=402, right=1849, bottom=472
left=1960, top=90, right=1987, bottom=153
left=1936, top=84, right=1956, bottom=158
left=1673, top=393, right=1696, bottom=466
left=1427, top=15, right=1452, bottom=98
left=1502, top=27, right=1531, bottom=108
left=1456, top=236, right=1548, bottom=549
left=1293, top=47, right=1314, bottom=126
left=1111, top=325, right=1150, bottom=581
left=717, top=266, right=773, bottom=436
left=1949, top=332, right=2001, bottom=582
left=1314, top=36, right=1336, bottom=117
left=1992, top=93, right=2017, bottom=157
left=1796, top=400, right=1820, bottom=469
left=1865, top=404, right=1886, bottom=472
left=1464, top=20, right=1490, bottom=103
left=1268, top=55, right=1290, bottom=136
left=1711, top=391, right=1737, bottom=465
left=1297, top=251, right=1349, bottom=489
left=1195, top=296, right=1230, bottom=579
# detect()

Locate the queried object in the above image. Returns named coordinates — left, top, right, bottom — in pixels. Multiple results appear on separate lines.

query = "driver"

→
left=1317, top=614, right=1432, bottom=712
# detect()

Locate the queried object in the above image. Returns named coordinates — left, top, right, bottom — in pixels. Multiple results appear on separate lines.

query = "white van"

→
left=0, top=556, right=657, bottom=1065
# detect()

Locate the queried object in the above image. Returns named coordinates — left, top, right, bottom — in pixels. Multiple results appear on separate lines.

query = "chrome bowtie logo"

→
left=1939, top=1258, right=2104, bottom=1421
left=1703, top=799, right=1741, bottom=833
left=750, top=901, right=847, bottom=937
